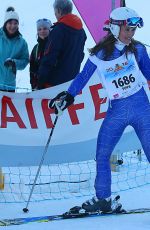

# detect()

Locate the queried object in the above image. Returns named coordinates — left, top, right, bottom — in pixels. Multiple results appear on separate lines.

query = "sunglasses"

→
left=36, top=18, right=51, bottom=23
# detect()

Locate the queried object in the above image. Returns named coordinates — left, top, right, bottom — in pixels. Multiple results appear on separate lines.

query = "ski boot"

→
left=63, top=195, right=122, bottom=218
left=82, top=196, right=112, bottom=213
left=82, top=195, right=122, bottom=213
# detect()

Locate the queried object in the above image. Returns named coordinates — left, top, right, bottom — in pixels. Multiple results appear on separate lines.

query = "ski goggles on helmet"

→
left=126, top=17, right=143, bottom=28
left=110, top=17, right=144, bottom=28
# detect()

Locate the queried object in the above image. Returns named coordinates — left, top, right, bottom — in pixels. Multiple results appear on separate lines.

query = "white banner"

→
left=0, top=73, right=144, bottom=166
left=0, top=73, right=108, bottom=146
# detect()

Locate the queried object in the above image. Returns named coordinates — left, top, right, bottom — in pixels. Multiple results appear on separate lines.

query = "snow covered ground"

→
left=1, top=185, right=150, bottom=230
left=0, top=0, right=150, bottom=229
left=0, top=153, right=150, bottom=229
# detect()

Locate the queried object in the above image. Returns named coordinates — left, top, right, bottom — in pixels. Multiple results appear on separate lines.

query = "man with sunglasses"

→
left=38, top=0, right=87, bottom=89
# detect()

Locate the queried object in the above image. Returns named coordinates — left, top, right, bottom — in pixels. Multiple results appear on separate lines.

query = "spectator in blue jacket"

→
left=38, top=0, right=87, bottom=89
left=0, top=7, right=29, bottom=92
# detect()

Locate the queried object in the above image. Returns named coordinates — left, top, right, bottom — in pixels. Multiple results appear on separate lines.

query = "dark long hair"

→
left=3, top=20, right=21, bottom=39
left=89, top=32, right=143, bottom=61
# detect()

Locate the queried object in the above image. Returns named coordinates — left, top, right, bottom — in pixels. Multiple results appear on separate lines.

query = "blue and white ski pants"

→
left=95, top=87, right=150, bottom=199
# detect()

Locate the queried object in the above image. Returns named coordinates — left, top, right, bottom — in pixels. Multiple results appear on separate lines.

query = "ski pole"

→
left=23, top=115, right=59, bottom=213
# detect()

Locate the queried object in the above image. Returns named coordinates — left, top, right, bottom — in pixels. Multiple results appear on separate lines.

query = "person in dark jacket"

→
left=38, top=0, right=87, bottom=89
left=30, top=19, right=52, bottom=90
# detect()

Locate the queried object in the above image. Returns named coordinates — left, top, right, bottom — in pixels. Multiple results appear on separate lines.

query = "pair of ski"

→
left=0, top=196, right=150, bottom=226
left=1, top=207, right=150, bottom=226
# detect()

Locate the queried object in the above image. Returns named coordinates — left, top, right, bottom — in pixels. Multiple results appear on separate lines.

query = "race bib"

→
left=89, top=53, right=143, bottom=100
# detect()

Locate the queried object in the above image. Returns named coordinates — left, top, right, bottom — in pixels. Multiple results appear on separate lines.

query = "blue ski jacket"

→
left=0, top=28, right=29, bottom=90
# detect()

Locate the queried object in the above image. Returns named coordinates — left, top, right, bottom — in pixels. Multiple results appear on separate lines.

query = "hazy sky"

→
left=0, top=1, right=149, bottom=48
left=0, top=0, right=149, bottom=90
left=126, top=0, right=150, bottom=46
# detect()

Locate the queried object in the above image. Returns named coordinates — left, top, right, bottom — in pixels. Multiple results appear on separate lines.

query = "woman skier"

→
left=49, top=7, right=150, bottom=212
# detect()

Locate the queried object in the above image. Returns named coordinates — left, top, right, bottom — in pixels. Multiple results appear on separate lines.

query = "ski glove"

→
left=49, top=91, right=74, bottom=116
left=4, top=58, right=16, bottom=75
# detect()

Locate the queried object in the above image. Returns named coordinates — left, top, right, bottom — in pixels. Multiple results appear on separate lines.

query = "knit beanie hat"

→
left=4, top=7, right=19, bottom=24
left=36, top=18, right=52, bottom=30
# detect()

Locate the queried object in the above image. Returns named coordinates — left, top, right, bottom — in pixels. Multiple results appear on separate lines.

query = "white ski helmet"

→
left=109, top=7, right=143, bottom=38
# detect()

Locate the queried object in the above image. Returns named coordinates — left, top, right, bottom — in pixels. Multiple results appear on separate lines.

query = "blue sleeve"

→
left=13, top=40, right=29, bottom=70
left=137, top=44, right=150, bottom=80
left=67, top=58, right=97, bottom=97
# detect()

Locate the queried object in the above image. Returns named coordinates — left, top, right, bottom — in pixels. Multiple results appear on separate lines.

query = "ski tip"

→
left=23, top=208, right=29, bottom=213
